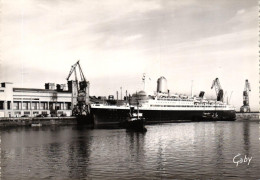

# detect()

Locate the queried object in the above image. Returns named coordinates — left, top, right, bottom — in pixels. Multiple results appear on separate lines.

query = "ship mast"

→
left=191, top=80, right=193, bottom=97
left=136, top=91, right=139, bottom=119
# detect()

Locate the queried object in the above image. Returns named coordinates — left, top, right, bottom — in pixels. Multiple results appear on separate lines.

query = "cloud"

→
left=124, top=34, right=143, bottom=42
left=237, top=9, right=245, bottom=15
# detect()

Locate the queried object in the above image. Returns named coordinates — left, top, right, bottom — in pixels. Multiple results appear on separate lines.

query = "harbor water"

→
left=1, top=119, right=260, bottom=179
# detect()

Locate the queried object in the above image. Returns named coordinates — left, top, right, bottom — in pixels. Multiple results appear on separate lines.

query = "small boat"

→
left=31, top=123, right=42, bottom=127
left=123, top=105, right=147, bottom=132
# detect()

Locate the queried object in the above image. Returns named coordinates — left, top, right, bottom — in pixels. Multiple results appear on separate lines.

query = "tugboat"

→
left=123, top=103, right=147, bottom=132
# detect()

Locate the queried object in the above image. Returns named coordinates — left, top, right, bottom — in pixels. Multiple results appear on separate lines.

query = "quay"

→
left=235, top=112, right=260, bottom=121
left=0, top=116, right=77, bottom=127
left=0, top=112, right=259, bottom=127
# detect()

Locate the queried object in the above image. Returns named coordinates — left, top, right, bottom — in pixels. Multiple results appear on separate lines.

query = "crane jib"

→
left=67, top=60, right=90, bottom=116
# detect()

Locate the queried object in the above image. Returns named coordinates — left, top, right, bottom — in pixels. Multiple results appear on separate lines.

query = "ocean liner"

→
left=91, top=77, right=236, bottom=125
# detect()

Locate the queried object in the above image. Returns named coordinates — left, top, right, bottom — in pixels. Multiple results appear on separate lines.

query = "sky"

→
left=0, top=0, right=258, bottom=111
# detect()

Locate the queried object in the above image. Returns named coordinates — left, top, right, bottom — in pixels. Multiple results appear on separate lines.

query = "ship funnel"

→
left=157, top=76, right=167, bottom=93
left=199, top=91, right=205, bottom=98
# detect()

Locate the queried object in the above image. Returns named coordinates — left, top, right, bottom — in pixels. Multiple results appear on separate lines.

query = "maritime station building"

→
left=0, top=81, right=78, bottom=117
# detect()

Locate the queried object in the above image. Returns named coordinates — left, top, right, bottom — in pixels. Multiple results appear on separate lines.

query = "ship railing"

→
left=149, top=104, right=230, bottom=108
left=91, top=103, right=130, bottom=107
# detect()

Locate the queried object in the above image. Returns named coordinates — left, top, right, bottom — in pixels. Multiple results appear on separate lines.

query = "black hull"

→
left=92, top=108, right=236, bottom=125
left=120, top=119, right=147, bottom=132
left=76, top=114, right=94, bottom=126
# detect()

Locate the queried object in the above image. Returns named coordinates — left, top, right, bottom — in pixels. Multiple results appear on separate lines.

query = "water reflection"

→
left=215, top=124, right=224, bottom=165
left=242, top=121, right=252, bottom=178
left=45, top=142, right=63, bottom=177
left=67, top=127, right=92, bottom=179
left=126, top=131, right=146, bottom=173
left=1, top=121, right=260, bottom=179
left=155, top=139, right=165, bottom=178
left=243, top=121, right=250, bottom=155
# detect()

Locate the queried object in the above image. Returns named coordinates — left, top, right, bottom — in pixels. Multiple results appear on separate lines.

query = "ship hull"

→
left=120, top=119, right=147, bottom=132
left=76, top=114, right=94, bottom=126
left=91, top=108, right=236, bottom=125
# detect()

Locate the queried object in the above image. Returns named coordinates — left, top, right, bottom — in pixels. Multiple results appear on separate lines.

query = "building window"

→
left=40, top=102, right=44, bottom=110
left=14, top=111, right=21, bottom=117
left=24, top=111, right=30, bottom=115
left=7, top=101, right=11, bottom=110
left=60, top=103, right=64, bottom=110
left=22, top=102, right=29, bottom=110
left=44, top=102, right=48, bottom=110
left=65, top=102, right=71, bottom=110
left=13, top=101, right=19, bottom=110
left=0, top=101, right=4, bottom=110
left=55, top=103, right=60, bottom=110
left=64, top=103, right=68, bottom=110
left=32, top=102, right=37, bottom=110
left=49, top=102, right=54, bottom=110
left=68, top=102, right=71, bottom=109
left=58, top=111, right=63, bottom=115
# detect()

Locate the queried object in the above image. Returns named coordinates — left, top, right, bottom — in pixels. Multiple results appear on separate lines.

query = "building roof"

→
left=13, top=88, right=71, bottom=93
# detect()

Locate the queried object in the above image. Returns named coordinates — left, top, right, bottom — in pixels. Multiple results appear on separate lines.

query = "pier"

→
left=235, top=112, right=260, bottom=121
left=1, top=111, right=259, bottom=127
left=0, top=116, right=77, bottom=127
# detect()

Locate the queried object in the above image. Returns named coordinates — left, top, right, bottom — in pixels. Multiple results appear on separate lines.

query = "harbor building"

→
left=0, top=81, right=77, bottom=117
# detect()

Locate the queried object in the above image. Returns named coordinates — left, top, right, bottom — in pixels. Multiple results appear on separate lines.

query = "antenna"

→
left=120, top=87, right=122, bottom=100
left=228, top=91, right=233, bottom=105
left=223, top=91, right=227, bottom=102
left=191, top=80, right=193, bottom=97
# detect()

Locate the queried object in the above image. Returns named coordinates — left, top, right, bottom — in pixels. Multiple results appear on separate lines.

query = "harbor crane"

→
left=240, top=79, right=251, bottom=112
left=67, top=60, right=90, bottom=116
left=211, top=78, right=224, bottom=102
